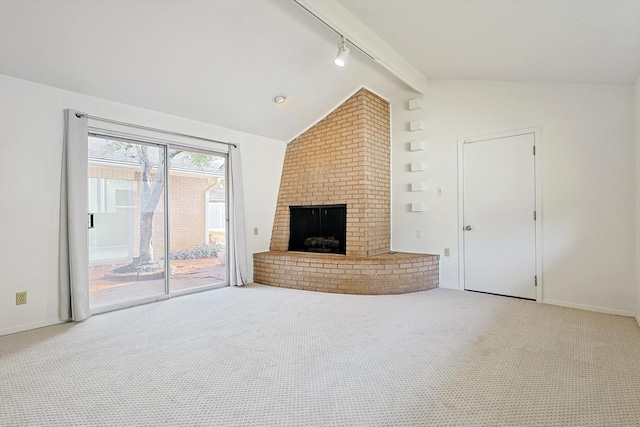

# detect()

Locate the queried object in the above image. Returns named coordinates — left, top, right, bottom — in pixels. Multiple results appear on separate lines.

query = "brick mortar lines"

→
left=270, top=89, right=389, bottom=257
left=254, top=253, right=438, bottom=295
left=261, top=88, right=438, bottom=295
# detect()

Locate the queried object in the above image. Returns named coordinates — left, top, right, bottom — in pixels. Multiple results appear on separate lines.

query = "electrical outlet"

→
left=16, top=291, right=27, bottom=305
left=416, top=230, right=422, bottom=238
left=253, top=227, right=259, bottom=236
left=444, top=248, right=450, bottom=257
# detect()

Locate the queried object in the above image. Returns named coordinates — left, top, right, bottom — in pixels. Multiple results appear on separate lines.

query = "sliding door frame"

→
left=88, top=126, right=229, bottom=315
left=167, top=144, right=230, bottom=298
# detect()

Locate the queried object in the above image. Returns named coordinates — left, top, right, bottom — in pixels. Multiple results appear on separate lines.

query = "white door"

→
left=462, top=133, right=536, bottom=300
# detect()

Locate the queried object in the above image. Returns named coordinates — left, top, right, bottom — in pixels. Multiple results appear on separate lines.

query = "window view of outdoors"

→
left=88, top=136, right=227, bottom=309
left=168, top=148, right=227, bottom=293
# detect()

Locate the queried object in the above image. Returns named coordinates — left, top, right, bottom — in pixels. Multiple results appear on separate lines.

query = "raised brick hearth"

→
left=254, top=251, right=438, bottom=294
left=254, top=88, right=439, bottom=294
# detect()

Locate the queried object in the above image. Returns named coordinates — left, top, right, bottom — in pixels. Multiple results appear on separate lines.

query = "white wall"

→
left=636, top=76, right=640, bottom=326
left=391, top=79, right=636, bottom=316
left=0, top=75, right=286, bottom=335
left=3, top=74, right=636, bottom=333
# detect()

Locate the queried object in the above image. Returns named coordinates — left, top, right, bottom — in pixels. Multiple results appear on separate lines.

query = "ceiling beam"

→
left=294, top=0, right=428, bottom=94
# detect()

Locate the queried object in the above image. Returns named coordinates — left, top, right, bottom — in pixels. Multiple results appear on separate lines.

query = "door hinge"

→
left=535, top=275, right=538, bottom=287
left=533, top=146, right=536, bottom=155
left=534, top=211, right=537, bottom=221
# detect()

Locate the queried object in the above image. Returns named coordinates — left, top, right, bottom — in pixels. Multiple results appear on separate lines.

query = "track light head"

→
left=334, top=37, right=350, bottom=67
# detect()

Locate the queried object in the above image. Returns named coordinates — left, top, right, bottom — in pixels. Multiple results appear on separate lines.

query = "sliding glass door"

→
left=88, top=135, right=227, bottom=311
left=168, top=148, right=227, bottom=294
left=88, top=136, right=166, bottom=309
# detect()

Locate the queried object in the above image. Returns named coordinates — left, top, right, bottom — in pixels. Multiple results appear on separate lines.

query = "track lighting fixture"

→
left=334, top=36, right=350, bottom=67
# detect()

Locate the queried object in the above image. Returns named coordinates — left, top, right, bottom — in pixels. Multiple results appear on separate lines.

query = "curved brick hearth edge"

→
left=253, top=251, right=439, bottom=295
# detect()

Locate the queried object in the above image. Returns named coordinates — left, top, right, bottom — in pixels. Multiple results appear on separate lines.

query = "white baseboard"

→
left=636, top=315, right=640, bottom=328
left=543, top=299, right=635, bottom=318
left=438, top=283, right=461, bottom=290
left=0, top=318, right=67, bottom=336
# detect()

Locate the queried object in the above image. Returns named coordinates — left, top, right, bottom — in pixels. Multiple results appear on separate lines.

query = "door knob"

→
left=464, top=225, right=472, bottom=231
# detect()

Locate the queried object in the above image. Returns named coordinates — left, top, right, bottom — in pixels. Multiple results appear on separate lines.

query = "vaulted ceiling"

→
left=1, top=0, right=638, bottom=142
left=338, top=0, right=640, bottom=84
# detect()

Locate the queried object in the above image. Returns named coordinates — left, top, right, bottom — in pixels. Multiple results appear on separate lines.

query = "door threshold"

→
left=464, top=289, right=535, bottom=301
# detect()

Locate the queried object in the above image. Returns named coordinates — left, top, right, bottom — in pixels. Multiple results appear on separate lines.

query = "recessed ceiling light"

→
left=273, top=95, right=287, bottom=104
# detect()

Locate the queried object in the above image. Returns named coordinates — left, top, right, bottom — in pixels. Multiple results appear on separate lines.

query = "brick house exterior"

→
left=88, top=147, right=225, bottom=263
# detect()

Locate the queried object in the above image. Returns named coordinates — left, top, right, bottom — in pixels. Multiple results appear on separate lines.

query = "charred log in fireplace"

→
left=289, top=205, right=346, bottom=255
left=304, top=236, right=340, bottom=253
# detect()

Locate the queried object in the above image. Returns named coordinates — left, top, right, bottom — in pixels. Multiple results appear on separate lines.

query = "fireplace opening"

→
left=288, top=204, right=346, bottom=254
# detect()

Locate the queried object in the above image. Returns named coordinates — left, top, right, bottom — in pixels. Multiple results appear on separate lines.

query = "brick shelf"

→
left=254, top=251, right=439, bottom=295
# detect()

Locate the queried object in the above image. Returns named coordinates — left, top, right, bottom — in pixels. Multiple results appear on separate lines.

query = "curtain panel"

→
left=60, top=110, right=245, bottom=321
left=228, top=145, right=248, bottom=286
left=60, top=110, right=90, bottom=321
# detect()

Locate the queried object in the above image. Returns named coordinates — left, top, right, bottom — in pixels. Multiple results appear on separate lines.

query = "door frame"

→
left=87, top=125, right=230, bottom=315
left=457, top=127, right=543, bottom=302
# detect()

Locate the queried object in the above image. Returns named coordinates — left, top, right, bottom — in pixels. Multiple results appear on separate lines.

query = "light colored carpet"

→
left=1, top=284, right=639, bottom=426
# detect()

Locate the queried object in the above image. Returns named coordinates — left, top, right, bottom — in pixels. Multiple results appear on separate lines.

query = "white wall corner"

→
left=0, top=318, right=66, bottom=336
left=543, top=298, right=636, bottom=318
left=438, top=283, right=461, bottom=290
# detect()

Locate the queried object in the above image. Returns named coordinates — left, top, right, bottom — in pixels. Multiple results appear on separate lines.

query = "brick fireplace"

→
left=254, top=88, right=438, bottom=294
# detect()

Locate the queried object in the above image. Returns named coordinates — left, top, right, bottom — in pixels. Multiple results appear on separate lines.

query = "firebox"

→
left=288, top=204, right=346, bottom=254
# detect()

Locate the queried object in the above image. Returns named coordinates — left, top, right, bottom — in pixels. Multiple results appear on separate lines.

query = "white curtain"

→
left=59, top=110, right=90, bottom=321
left=228, top=145, right=248, bottom=286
